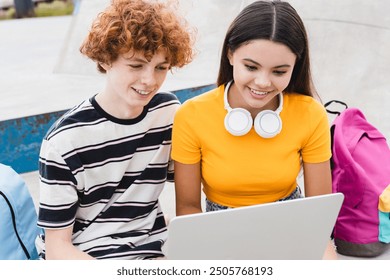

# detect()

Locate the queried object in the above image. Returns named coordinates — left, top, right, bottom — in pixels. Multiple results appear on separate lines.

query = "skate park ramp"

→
left=55, top=0, right=390, bottom=137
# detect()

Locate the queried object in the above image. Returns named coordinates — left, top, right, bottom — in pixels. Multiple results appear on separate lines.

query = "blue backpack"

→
left=0, top=163, right=41, bottom=260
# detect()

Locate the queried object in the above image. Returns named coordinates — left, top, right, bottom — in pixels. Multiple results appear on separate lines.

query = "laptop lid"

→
left=166, top=193, right=344, bottom=260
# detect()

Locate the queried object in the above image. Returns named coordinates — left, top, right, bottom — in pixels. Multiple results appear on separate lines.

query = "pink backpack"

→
left=325, top=100, right=390, bottom=257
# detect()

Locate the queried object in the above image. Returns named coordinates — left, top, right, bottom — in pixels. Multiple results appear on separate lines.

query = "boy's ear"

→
left=99, top=62, right=111, bottom=71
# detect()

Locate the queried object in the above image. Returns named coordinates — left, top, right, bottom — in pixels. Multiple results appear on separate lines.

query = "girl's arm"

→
left=174, top=161, right=203, bottom=216
left=303, top=160, right=332, bottom=197
left=303, top=160, right=337, bottom=259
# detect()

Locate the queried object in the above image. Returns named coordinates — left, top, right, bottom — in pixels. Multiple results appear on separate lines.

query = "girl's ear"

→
left=227, top=49, right=233, bottom=65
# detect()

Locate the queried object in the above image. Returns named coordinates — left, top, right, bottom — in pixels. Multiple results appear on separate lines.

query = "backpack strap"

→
left=324, top=100, right=348, bottom=116
left=326, top=100, right=348, bottom=170
left=0, top=191, right=31, bottom=259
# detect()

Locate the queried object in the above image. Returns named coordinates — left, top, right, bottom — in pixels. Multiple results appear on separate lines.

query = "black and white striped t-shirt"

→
left=37, top=92, right=179, bottom=259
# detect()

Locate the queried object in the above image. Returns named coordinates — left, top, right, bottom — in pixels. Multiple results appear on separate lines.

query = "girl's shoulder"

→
left=284, top=93, right=326, bottom=113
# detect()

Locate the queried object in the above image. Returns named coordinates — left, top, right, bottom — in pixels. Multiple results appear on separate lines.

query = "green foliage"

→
left=35, top=0, right=74, bottom=17
left=0, top=8, right=16, bottom=20
left=0, top=0, right=74, bottom=20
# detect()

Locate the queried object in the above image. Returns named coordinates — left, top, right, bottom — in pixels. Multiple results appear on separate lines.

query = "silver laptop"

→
left=165, top=193, right=344, bottom=260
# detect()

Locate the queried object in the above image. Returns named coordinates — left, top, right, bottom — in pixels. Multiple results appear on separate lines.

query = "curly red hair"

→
left=80, top=0, right=195, bottom=73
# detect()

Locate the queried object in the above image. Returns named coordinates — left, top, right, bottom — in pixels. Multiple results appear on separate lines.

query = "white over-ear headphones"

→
left=224, top=81, right=283, bottom=138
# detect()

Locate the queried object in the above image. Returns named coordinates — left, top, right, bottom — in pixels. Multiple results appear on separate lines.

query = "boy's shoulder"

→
left=44, top=98, right=95, bottom=139
left=150, top=92, right=180, bottom=105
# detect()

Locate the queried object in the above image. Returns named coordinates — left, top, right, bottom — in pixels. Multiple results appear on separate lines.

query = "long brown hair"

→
left=217, top=0, right=317, bottom=98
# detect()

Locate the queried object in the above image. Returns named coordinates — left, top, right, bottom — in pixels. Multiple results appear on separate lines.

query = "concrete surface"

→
left=2, top=0, right=390, bottom=260
left=0, top=15, right=105, bottom=121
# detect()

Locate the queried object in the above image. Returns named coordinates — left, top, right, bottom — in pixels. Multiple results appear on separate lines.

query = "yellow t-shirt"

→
left=172, top=85, right=331, bottom=207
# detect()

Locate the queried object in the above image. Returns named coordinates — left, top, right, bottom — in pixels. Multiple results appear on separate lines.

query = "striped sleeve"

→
left=38, top=140, right=79, bottom=229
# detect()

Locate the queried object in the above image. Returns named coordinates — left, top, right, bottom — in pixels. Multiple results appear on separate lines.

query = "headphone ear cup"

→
left=224, top=108, right=253, bottom=136
left=254, top=110, right=282, bottom=138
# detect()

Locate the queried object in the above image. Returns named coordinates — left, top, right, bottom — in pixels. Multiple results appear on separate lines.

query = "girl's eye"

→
left=273, top=70, right=287, bottom=76
left=245, top=65, right=257, bottom=71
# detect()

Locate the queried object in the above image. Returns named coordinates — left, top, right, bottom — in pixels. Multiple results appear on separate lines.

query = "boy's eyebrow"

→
left=125, top=57, right=170, bottom=65
left=243, top=58, right=292, bottom=68
left=127, top=57, right=147, bottom=63
left=158, top=60, right=171, bottom=65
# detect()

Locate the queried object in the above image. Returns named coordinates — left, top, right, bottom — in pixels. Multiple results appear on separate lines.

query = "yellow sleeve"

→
left=301, top=100, right=332, bottom=163
left=171, top=101, right=202, bottom=164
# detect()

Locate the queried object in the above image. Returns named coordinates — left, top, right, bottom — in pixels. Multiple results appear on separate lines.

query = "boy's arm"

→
left=44, top=226, right=95, bottom=260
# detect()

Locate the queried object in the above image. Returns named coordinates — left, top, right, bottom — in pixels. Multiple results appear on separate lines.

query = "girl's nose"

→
left=255, top=72, right=271, bottom=88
